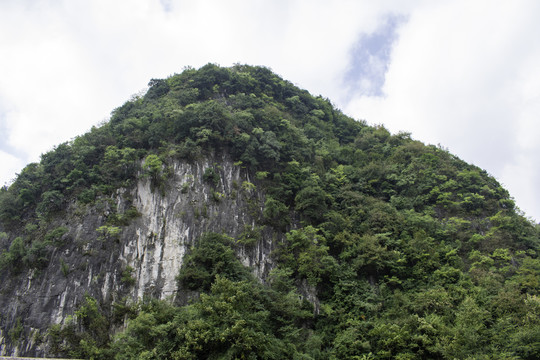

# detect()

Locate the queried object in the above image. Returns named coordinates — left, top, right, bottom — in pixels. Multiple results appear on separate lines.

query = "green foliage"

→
left=236, top=224, right=262, bottom=247
left=48, top=295, right=113, bottom=359
left=203, top=166, right=220, bottom=186
left=273, top=226, right=337, bottom=287
left=105, top=206, right=141, bottom=226
left=48, top=229, right=316, bottom=359
left=142, top=154, right=163, bottom=182
left=102, top=146, right=138, bottom=184
left=36, top=190, right=64, bottom=216
left=8, top=317, right=23, bottom=343
left=211, top=190, right=225, bottom=202
left=121, top=265, right=136, bottom=286
left=0, top=189, right=21, bottom=226
left=44, top=226, right=68, bottom=246
left=177, top=233, right=251, bottom=291
left=2, top=64, right=539, bottom=359
left=256, top=170, right=269, bottom=180
left=0, top=236, right=26, bottom=272
left=111, top=275, right=314, bottom=359
left=60, top=258, right=70, bottom=277
left=241, top=180, right=256, bottom=192
left=145, top=78, right=170, bottom=100
left=263, top=196, right=289, bottom=229
left=180, top=182, right=190, bottom=194
left=96, top=225, right=122, bottom=241
left=77, top=187, right=96, bottom=204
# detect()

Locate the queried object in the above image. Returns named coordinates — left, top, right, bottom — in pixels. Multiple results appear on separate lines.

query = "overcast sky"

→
left=1, top=0, right=539, bottom=222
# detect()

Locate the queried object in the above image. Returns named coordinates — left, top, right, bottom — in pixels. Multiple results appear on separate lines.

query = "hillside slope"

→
left=0, top=64, right=538, bottom=359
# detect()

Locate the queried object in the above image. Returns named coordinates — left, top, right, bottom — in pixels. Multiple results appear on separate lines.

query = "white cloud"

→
left=0, top=0, right=392, bottom=169
left=0, top=150, right=25, bottom=188
left=0, top=0, right=539, bottom=221
left=346, top=0, right=540, bottom=221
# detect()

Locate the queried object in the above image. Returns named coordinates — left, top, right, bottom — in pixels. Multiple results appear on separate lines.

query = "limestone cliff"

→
left=0, top=153, right=276, bottom=356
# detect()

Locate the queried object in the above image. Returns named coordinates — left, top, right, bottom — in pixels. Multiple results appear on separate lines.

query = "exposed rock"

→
left=0, top=153, right=278, bottom=356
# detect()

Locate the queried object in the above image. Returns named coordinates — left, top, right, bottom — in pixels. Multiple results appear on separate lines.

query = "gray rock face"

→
left=0, top=153, right=277, bottom=356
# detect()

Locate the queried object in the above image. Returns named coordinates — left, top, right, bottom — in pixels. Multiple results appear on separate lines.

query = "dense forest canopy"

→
left=0, top=64, right=539, bottom=359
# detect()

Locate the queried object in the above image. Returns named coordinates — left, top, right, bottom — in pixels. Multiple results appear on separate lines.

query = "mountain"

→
left=0, top=64, right=538, bottom=359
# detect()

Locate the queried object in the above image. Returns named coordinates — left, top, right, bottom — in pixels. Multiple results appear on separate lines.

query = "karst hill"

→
left=0, top=64, right=538, bottom=359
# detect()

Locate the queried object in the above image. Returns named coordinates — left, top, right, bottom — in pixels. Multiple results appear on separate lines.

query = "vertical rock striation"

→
left=0, top=153, right=277, bottom=356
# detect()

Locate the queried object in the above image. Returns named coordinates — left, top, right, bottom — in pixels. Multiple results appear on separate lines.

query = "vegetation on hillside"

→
left=1, top=64, right=539, bottom=359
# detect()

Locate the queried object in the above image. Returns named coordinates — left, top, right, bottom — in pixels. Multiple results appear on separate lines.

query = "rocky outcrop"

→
left=0, top=153, right=277, bottom=356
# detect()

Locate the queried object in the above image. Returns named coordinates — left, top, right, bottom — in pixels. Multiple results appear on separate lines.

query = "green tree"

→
left=0, top=237, right=25, bottom=272
left=263, top=196, right=289, bottom=229
left=177, top=233, right=251, bottom=292
left=295, top=174, right=329, bottom=224
left=36, top=190, right=64, bottom=216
